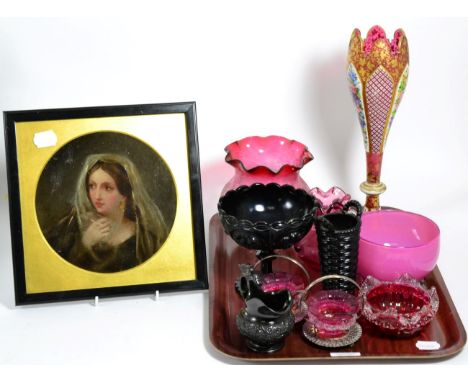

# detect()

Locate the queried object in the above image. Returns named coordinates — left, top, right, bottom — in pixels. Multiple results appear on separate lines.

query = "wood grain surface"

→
left=208, top=214, right=466, bottom=361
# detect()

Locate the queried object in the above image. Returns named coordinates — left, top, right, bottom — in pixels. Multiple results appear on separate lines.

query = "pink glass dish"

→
left=261, top=272, right=305, bottom=293
left=360, top=274, right=439, bottom=336
left=358, top=210, right=440, bottom=280
left=260, top=272, right=307, bottom=323
left=305, top=289, right=361, bottom=339
left=221, top=135, right=313, bottom=195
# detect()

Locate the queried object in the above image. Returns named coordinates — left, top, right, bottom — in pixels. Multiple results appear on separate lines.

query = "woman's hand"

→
left=82, top=218, right=112, bottom=249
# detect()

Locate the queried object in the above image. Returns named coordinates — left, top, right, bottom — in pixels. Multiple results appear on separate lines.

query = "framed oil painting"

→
left=4, top=102, right=208, bottom=305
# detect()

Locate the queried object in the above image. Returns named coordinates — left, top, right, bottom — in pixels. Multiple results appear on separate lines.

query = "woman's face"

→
left=87, top=168, right=126, bottom=216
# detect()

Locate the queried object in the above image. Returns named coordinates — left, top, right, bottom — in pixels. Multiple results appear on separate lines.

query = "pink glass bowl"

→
left=358, top=210, right=440, bottom=280
left=360, top=274, right=439, bottom=336
left=260, top=272, right=307, bottom=323
left=261, top=272, right=305, bottom=293
left=305, top=289, right=361, bottom=339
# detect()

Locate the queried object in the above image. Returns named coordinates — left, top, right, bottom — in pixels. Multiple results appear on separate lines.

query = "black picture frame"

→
left=4, top=102, right=208, bottom=305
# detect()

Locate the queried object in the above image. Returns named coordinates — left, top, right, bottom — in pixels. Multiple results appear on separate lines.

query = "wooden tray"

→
left=208, top=214, right=466, bottom=361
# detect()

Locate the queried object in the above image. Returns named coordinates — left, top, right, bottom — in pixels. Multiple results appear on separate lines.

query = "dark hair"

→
left=86, top=160, right=135, bottom=219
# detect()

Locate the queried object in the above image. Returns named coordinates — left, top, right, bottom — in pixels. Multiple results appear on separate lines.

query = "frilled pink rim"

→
left=224, top=135, right=313, bottom=174
left=310, top=186, right=351, bottom=211
left=353, top=25, right=405, bottom=56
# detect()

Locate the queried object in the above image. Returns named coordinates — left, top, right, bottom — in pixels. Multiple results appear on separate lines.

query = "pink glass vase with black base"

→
left=221, top=135, right=313, bottom=195
left=348, top=25, right=409, bottom=210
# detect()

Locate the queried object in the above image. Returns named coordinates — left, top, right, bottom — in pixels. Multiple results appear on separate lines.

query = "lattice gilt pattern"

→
left=347, top=26, right=410, bottom=210
left=365, top=67, right=394, bottom=153
left=385, top=63, right=409, bottom=148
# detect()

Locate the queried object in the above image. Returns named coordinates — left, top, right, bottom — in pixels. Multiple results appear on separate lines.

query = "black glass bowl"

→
left=218, top=183, right=316, bottom=251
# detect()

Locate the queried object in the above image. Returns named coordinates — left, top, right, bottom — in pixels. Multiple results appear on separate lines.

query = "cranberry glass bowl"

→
left=261, top=272, right=307, bottom=323
left=360, top=274, right=439, bottom=336
left=255, top=254, right=310, bottom=323
left=306, top=289, right=361, bottom=339
left=358, top=210, right=440, bottom=280
left=302, top=274, right=362, bottom=341
left=261, top=272, right=305, bottom=293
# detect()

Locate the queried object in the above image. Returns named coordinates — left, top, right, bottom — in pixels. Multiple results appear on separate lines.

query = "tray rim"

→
left=208, top=214, right=467, bottom=362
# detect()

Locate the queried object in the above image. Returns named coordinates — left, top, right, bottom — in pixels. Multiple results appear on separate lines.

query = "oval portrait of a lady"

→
left=36, top=132, right=177, bottom=273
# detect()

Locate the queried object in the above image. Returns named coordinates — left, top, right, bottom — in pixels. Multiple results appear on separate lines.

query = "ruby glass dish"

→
left=301, top=274, right=362, bottom=347
left=306, top=289, right=361, bottom=339
left=253, top=254, right=310, bottom=323
left=261, top=272, right=305, bottom=293
left=260, top=272, right=307, bottom=323
left=360, top=274, right=439, bottom=336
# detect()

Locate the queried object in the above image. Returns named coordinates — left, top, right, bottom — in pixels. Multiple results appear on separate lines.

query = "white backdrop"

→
left=0, top=11, right=467, bottom=370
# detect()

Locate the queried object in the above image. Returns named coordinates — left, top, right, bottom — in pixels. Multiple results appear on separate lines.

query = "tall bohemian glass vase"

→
left=347, top=26, right=409, bottom=210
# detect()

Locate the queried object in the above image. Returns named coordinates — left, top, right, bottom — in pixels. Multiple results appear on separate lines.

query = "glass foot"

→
left=302, top=322, right=362, bottom=348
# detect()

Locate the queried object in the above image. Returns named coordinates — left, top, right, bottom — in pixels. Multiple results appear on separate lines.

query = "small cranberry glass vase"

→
left=301, top=275, right=363, bottom=348
left=311, top=187, right=352, bottom=217
left=295, top=186, right=351, bottom=265
left=360, top=274, right=439, bottom=336
left=221, top=135, right=313, bottom=195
